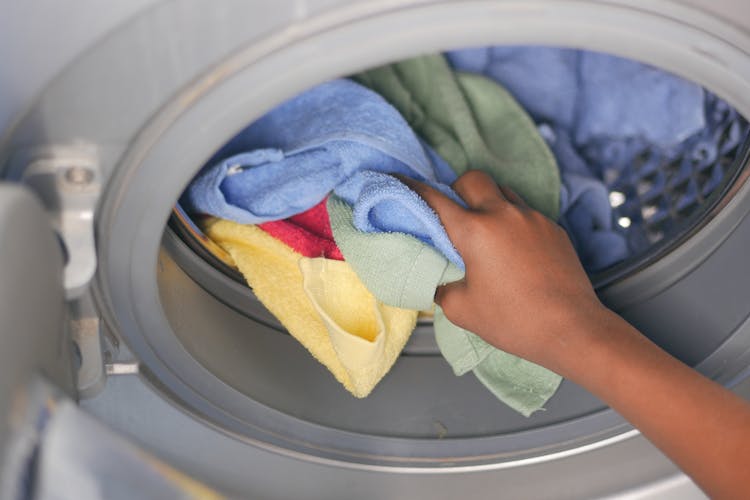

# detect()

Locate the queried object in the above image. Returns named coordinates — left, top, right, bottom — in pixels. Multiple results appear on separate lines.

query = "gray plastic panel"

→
left=0, top=184, right=73, bottom=489
left=0, top=0, right=159, bottom=135
left=617, top=204, right=750, bottom=365
left=83, top=375, right=704, bottom=500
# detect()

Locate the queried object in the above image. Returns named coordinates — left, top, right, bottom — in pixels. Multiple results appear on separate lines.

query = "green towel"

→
left=329, top=196, right=562, bottom=416
left=327, top=55, right=564, bottom=416
left=353, top=54, right=560, bottom=219
left=327, top=195, right=464, bottom=311
left=434, top=308, right=561, bottom=417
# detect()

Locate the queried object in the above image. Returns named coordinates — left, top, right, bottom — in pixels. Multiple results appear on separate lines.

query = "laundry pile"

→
left=448, top=47, right=747, bottom=264
left=183, top=48, right=745, bottom=415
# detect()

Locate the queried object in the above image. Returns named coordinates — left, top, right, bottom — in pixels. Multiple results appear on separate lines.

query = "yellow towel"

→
left=203, top=218, right=418, bottom=397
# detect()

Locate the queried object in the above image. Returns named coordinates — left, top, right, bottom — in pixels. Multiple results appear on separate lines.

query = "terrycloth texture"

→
left=300, top=258, right=416, bottom=392
left=328, top=195, right=464, bottom=311
left=446, top=46, right=705, bottom=147
left=330, top=58, right=564, bottom=414
left=434, top=308, right=562, bottom=417
left=203, top=218, right=419, bottom=398
left=258, top=197, right=343, bottom=260
left=354, top=54, right=560, bottom=219
left=181, top=78, right=465, bottom=267
left=185, top=64, right=564, bottom=412
left=329, top=196, right=562, bottom=415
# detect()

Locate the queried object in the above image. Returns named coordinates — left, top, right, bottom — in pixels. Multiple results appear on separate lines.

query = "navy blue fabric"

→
left=182, top=79, right=465, bottom=268
left=538, top=124, right=629, bottom=271
left=581, top=92, right=748, bottom=256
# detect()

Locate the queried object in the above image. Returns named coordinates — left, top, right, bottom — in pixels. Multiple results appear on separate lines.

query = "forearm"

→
left=560, top=309, right=750, bottom=499
left=408, top=172, right=750, bottom=497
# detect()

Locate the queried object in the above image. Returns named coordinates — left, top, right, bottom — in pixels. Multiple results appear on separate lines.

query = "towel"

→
left=327, top=195, right=464, bottom=311
left=353, top=54, right=560, bottom=219
left=258, top=197, right=343, bottom=260
left=433, top=308, right=562, bottom=417
left=538, top=124, right=630, bottom=271
left=203, top=218, right=419, bottom=398
left=537, top=90, right=748, bottom=261
left=181, top=78, right=464, bottom=266
left=344, top=56, right=562, bottom=414
left=579, top=92, right=749, bottom=256
left=351, top=53, right=631, bottom=271
left=328, top=196, right=562, bottom=416
left=446, top=46, right=724, bottom=271
left=185, top=63, right=561, bottom=413
left=560, top=172, right=630, bottom=271
left=446, top=46, right=705, bottom=147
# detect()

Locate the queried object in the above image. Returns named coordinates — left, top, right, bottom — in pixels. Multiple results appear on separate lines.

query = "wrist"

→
left=543, top=303, right=630, bottom=381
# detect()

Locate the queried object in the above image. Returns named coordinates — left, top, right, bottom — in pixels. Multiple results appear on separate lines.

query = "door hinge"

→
left=23, top=148, right=101, bottom=300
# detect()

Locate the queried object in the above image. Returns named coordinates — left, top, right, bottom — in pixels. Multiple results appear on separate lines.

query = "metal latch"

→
left=22, top=151, right=101, bottom=300
left=22, top=149, right=112, bottom=398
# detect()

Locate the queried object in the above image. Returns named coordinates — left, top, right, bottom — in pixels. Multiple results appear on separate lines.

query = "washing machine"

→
left=2, top=1, right=750, bottom=498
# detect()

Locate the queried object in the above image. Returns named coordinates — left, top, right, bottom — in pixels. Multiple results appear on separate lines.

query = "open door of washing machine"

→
left=0, top=183, right=224, bottom=499
left=0, top=184, right=74, bottom=498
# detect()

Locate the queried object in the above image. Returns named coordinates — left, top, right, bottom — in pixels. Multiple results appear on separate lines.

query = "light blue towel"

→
left=576, top=52, right=705, bottom=146
left=182, top=78, right=465, bottom=268
left=446, top=46, right=705, bottom=147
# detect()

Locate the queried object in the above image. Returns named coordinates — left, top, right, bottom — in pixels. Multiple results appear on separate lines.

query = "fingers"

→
left=498, top=185, right=528, bottom=207
left=397, top=175, right=471, bottom=244
left=452, top=170, right=506, bottom=210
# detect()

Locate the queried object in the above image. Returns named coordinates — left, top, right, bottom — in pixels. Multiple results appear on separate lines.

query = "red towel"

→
left=258, top=197, right=344, bottom=260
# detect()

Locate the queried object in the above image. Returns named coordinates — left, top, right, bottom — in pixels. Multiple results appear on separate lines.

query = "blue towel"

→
left=537, top=124, right=629, bottom=271
left=182, top=78, right=465, bottom=268
left=580, top=92, right=749, bottom=256
left=577, top=51, right=705, bottom=145
left=446, top=46, right=705, bottom=147
left=446, top=46, right=580, bottom=132
left=560, top=172, right=629, bottom=271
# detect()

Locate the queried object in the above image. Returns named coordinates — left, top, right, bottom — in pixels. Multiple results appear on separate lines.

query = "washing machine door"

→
left=0, top=184, right=218, bottom=500
left=0, top=183, right=76, bottom=498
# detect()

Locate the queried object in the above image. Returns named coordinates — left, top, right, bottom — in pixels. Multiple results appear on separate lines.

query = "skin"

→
left=401, top=171, right=750, bottom=499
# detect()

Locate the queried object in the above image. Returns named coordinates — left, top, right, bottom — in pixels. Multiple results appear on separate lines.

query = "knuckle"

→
left=465, top=213, right=492, bottom=237
left=498, top=204, right=525, bottom=224
left=455, top=169, right=492, bottom=190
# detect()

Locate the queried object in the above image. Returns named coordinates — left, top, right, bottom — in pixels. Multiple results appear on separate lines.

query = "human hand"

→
left=402, top=170, right=611, bottom=374
left=406, top=171, right=750, bottom=499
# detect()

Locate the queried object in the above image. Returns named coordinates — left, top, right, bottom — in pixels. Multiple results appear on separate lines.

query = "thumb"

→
left=396, top=175, right=471, bottom=253
left=434, top=279, right=469, bottom=325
